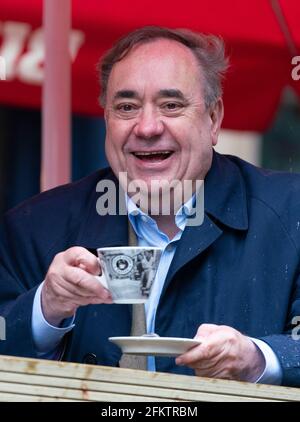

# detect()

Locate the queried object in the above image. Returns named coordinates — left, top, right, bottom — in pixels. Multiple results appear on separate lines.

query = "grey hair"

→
left=98, top=26, right=229, bottom=109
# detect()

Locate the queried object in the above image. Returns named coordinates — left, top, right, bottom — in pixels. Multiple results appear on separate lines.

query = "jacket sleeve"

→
left=0, top=212, right=43, bottom=359
left=260, top=272, right=300, bottom=387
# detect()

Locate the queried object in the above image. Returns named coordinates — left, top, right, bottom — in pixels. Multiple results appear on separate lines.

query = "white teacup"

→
left=97, top=246, right=162, bottom=304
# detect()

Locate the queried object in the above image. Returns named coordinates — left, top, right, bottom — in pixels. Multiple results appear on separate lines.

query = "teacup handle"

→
left=95, top=257, right=109, bottom=289
left=95, top=274, right=109, bottom=289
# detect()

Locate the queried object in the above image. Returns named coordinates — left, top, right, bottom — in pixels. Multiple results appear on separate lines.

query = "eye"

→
left=161, top=102, right=184, bottom=113
left=117, top=103, right=136, bottom=112
left=113, top=102, right=139, bottom=119
left=165, top=102, right=179, bottom=110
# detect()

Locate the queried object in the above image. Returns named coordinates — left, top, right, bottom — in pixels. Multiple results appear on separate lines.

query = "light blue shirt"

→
left=32, top=283, right=75, bottom=358
left=32, top=194, right=282, bottom=384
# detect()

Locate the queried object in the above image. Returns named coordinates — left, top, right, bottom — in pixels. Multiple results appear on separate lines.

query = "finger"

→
left=62, top=266, right=112, bottom=300
left=63, top=247, right=101, bottom=276
left=176, top=329, right=235, bottom=367
left=77, top=258, right=101, bottom=276
left=51, top=272, right=104, bottom=299
left=176, top=335, right=224, bottom=366
left=180, top=349, right=225, bottom=371
left=176, top=343, right=209, bottom=366
left=45, top=276, right=113, bottom=306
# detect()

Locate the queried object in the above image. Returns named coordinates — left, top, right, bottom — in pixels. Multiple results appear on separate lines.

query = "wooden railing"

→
left=0, top=355, right=299, bottom=402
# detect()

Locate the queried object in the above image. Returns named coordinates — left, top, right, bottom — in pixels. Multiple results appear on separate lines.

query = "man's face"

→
left=104, top=39, right=223, bottom=193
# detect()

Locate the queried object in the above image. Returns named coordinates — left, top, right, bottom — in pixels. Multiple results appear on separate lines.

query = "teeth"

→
left=134, top=151, right=172, bottom=156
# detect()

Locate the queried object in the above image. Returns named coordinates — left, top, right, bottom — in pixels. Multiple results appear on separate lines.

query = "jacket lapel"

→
left=75, top=171, right=129, bottom=250
left=161, top=214, right=223, bottom=297
left=161, top=152, right=249, bottom=297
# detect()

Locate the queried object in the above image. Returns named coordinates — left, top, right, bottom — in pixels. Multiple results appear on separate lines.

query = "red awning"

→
left=0, top=0, right=300, bottom=131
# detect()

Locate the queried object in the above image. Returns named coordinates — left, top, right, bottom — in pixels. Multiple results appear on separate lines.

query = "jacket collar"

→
left=204, top=151, right=248, bottom=231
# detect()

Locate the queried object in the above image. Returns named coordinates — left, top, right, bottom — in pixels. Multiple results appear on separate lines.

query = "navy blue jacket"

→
left=1, top=152, right=300, bottom=387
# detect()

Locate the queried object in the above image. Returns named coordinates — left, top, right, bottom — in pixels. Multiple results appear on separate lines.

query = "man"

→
left=0, top=26, right=300, bottom=387
left=140, top=251, right=156, bottom=295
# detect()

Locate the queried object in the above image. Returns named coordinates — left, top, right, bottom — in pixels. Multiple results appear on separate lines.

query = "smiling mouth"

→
left=132, top=151, right=174, bottom=162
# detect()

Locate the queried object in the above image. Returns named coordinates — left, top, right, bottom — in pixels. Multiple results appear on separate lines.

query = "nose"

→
left=133, top=108, right=164, bottom=139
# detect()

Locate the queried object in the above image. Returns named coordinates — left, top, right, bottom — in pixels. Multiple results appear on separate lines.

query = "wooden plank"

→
left=0, top=372, right=187, bottom=402
left=0, top=372, right=278, bottom=402
left=0, top=381, right=172, bottom=402
left=0, top=356, right=291, bottom=401
left=0, top=355, right=298, bottom=402
left=0, top=392, right=81, bottom=402
left=0, top=382, right=275, bottom=402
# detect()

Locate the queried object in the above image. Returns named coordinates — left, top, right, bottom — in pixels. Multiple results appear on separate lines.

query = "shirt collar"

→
left=126, top=192, right=196, bottom=234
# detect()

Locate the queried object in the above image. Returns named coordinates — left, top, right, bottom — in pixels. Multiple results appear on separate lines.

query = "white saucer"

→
left=109, top=336, right=201, bottom=357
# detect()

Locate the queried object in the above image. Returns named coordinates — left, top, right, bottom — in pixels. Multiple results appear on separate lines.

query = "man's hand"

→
left=41, top=247, right=113, bottom=326
left=175, top=324, right=265, bottom=382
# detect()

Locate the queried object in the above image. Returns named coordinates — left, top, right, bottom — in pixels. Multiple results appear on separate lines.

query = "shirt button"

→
left=82, top=353, right=97, bottom=365
left=141, top=215, right=148, bottom=223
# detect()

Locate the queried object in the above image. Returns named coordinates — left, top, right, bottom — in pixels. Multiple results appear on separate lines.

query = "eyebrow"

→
left=158, top=89, right=185, bottom=100
left=113, top=89, right=186, bottom=101
left=113, top=90, right=138, bottom=100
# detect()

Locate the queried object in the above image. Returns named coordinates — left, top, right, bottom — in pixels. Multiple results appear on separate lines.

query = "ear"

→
left=209, top=98, right=224, bottom=146
left=104, top=108, right=108, bottom=123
